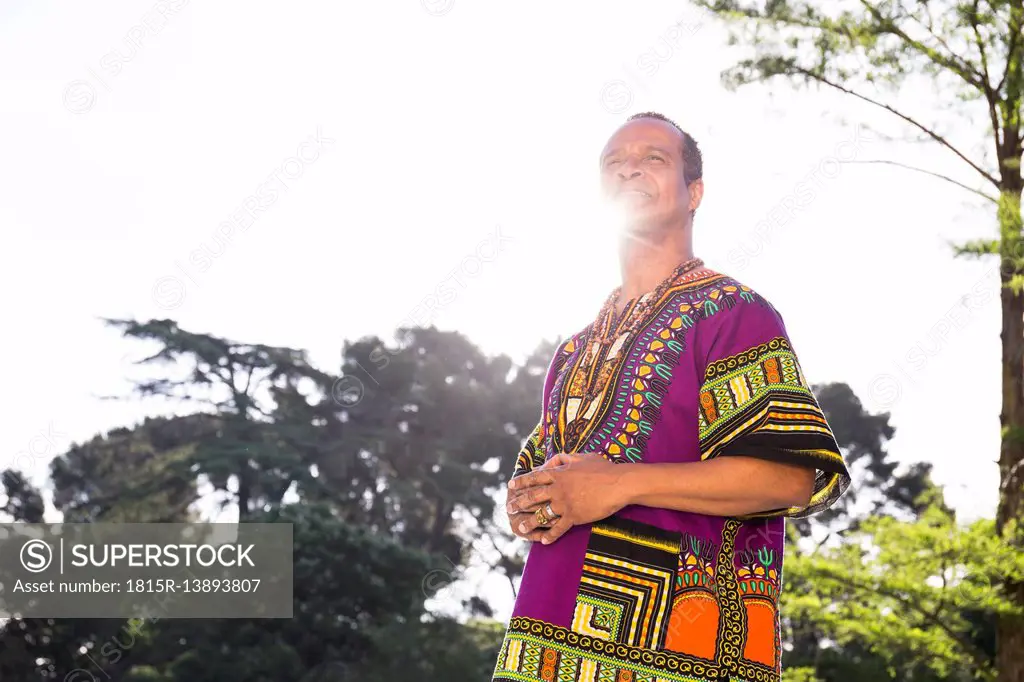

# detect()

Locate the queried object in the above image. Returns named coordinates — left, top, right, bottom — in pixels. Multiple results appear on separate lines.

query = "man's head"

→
left=599, top=112, right=704, bottom=234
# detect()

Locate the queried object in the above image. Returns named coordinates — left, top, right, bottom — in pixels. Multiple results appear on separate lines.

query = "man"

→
left=492, top=112, right=851, bottom=682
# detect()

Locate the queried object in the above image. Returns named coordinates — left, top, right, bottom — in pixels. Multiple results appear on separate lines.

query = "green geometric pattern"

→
left=572, top=594, right=623, bottom=641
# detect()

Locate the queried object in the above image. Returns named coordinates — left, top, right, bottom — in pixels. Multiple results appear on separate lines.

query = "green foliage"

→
left=800, top=382, right=939, bottom=539
left=782, top=382, right=962, bottom=680
left=6, top=315, right=1018, bottom=681
left=50, top=415, right=205, bottom=523
left=0, top=321, right=549, bottom=681
left=785, top=505, right=1024, bottom=681
left=694, top=3, right=1023, bottom=679
left=784, top=667, right=824, bottom=682
left=345, top=617, right=505, bottom=682
left=135, top=504, right=448, bottom=682
left=696, top=0, right=1022, bottom=127
left=693, top=0, right=1022, bottom=255
left=0, top=470, right=44, bottom=522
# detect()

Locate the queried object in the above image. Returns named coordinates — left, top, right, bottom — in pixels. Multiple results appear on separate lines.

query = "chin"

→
left=621, top=210, right=667, bottom=236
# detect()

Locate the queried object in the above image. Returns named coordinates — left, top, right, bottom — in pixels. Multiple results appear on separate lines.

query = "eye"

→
left=604, top=158, right=621, bottom=168
left=645, top=154, right=665, bottom=163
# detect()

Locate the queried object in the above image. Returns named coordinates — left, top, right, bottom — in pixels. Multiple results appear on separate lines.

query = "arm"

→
left=617, top=456, right=815, bottom=517
left=507, top=294, right=851, bottom=543
left=506, top=452, right=815, bottom=543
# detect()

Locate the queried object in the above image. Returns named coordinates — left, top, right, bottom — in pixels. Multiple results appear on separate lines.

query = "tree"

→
left=802, top=382, right=940, bottom=540
left=104, top=318, right=337, bottom=521
left=1, top=320, right=548, bottom=680
left=51, top=415, right=206, bottom=523
left=143, top=503, right=441, bottom=682
left=784, top=502, right=1024, bottom=681
left=0, top=416, right=202, bottom=681
left=0, top=470, right=44, bottom=523
left=782, top=384, right=960, bottom=679
left=336, top=328, right=557, bottom=604
left=692, top=2, right=1024, bottom=677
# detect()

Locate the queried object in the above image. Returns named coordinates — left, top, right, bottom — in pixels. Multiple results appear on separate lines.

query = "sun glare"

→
left=595, top=195, right=632, bottom=238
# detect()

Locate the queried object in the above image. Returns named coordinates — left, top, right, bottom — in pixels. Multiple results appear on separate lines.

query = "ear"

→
left=688, top=178, right=705, bottom=212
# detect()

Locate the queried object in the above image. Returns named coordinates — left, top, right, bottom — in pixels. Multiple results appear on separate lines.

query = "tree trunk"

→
left=998, top=277, right=1024, bottom=682
left=238, top=467, right=252, bottom=521
left=428, top=497, right=453, bottom=555
left=997, top=174, right=1024, bottom=681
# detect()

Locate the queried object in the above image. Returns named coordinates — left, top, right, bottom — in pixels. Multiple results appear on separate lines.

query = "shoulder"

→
left=556, top=325, right=591, bottom=354
left=669, top=268, right=784, bottom=327
left=545, top=324, right=590, bottom=373
left=683, top=269, right=795, bottom=363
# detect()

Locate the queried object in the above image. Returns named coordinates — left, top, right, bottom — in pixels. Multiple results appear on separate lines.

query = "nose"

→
left=617, top=160, right=643, bottom=181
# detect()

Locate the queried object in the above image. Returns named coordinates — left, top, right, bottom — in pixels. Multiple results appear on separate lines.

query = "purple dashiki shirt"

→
left=493, top=265, right=851, bottom=682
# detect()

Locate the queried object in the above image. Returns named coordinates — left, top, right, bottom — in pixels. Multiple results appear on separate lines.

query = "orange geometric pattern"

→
left=743, top=599, right=779, bottom=667
left=663, top=591, right=719, bottom=659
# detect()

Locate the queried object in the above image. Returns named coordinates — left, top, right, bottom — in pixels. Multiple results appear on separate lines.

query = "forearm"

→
left=615, top=456, right=815, bottom=517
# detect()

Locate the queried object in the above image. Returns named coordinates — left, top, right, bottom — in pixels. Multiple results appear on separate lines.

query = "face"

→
left=599, top=118, right=703, bottom=233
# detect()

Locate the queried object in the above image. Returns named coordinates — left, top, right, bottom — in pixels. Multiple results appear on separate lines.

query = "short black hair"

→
left=626, top=111, right=703, bottom=187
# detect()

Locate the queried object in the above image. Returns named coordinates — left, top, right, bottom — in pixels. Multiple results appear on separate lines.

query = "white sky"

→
left=1, top=1, right=1005, bottom=620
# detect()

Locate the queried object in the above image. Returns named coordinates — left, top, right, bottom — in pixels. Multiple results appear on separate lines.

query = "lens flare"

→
left=594, top=195, right=633, bottom=237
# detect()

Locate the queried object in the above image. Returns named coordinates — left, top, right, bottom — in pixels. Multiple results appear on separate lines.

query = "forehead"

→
left=601, top=118, right=683, bottom=156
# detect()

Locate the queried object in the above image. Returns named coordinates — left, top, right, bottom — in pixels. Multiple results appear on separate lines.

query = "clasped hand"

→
left=505, top=452, right=626, bottom=545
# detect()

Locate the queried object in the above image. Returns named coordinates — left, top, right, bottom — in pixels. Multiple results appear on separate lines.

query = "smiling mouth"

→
left=618, top=189, right=652, bottom=199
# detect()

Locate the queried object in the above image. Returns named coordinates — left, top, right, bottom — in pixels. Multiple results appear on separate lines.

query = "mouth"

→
left=617, top=189, right=653, bottom=201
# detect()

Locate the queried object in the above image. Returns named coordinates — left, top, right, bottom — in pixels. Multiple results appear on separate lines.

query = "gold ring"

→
left=534, top=507, right=551, bottom=526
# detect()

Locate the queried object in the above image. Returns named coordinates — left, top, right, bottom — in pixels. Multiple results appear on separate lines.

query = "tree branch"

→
left=969, top=0, right=1005, bottom=157
left=996, top=2, right=1021, bottom=95
left=482, top=527, right=520, bottom=601
left=858, top=0, right=984, bottom=89
left=793, top=66, right=1000, bottom=186
left=911, top=9, right=957, bottom=60
left=892, top=0, right=987, bottom=87
left=243, top=362, right=257, bottom=395
left=814, top=522, right=853, bottom=552
left=813, top=564, right=993, bottom=671
left=970, top=0, right=994, bottom=91
left=840, top=159, right=999, bottom=203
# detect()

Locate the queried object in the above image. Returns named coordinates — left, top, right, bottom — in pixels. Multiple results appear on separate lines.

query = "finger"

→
left=506, top=486, right=554, bottom=515
left=508, top=503, right=548, bottom=539
left=538, top=452, right=573, bottom=469
left=507, top=512, right=536, bottom=538
left=540, top=452, right=593, bottom=470
left=504, top=478, right=543, bottom=511
left=508, top=469, right=555, bottom=492
left=539, top=515, right=573, bottom=545
left=519, top=499, right=560, bottom=517
left=519, top=528, right=550, bottom=543
left=518, top=506, right=565, bottom=542
left=512, top=503, right=559, bottom=536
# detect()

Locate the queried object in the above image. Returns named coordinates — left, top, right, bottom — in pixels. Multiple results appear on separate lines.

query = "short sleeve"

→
left=510, top=330, right=587, bottom=480
left=512, top=421, right=546, bottom=479
left=696, top=295, right=851, bottom=519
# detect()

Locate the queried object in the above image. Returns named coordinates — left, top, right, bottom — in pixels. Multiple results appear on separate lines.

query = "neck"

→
left=617, top=221, right=694, bottom=301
